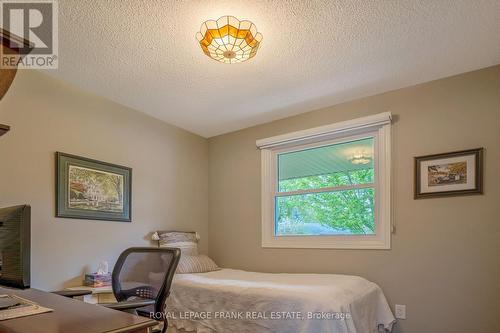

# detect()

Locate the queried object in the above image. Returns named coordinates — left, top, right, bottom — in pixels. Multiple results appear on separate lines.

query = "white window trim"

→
left=257, top=112, right=392, bottom=250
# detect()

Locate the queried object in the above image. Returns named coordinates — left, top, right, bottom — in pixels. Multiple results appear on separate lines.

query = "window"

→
left=257, top=113, right=392, bottom=249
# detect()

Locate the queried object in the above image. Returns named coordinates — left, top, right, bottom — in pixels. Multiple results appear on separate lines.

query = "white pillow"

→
left=155, top=231, right=219, bottom=274
left=156, top=231, right=198, bottom=256
left=176, top=254, right=220, bottom=274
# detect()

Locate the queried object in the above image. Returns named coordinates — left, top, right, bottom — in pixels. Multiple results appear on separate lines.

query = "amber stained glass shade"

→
left=196, top=16, right=263, bottom=64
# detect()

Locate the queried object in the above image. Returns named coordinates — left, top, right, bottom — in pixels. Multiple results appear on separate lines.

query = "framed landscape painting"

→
left=414, top=148, right=483, bottom=199
left=56, top=152, right=132, bottom=221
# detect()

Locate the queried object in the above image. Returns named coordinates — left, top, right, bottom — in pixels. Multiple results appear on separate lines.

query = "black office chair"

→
left=54, top=247, right=180, bottom=333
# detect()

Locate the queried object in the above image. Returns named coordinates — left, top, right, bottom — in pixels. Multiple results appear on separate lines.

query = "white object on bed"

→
left=156, top=231, right=199, bottom=255
left=166, top=269, right=395, bottom=333
left=153, top=231, right=219, bottom=274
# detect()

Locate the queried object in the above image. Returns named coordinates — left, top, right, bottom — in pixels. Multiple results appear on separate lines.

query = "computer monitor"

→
left=0, top=205, right=30, bottom=289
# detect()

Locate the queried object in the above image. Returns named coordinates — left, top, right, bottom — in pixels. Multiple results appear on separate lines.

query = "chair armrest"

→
left=102, top=298, right=155, bottom=311
left=52, top=290, right=93, bottom=298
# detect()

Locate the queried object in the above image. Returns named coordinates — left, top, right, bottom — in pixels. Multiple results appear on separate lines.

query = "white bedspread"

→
left=166, top=269, right=395, bottom=333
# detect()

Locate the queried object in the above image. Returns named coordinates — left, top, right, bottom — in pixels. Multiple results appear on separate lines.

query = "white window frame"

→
left=257, top=112, right=392, bottom=249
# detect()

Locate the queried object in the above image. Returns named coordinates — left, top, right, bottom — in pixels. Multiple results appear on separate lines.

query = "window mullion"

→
left=275, top=183, right=375, bottom=197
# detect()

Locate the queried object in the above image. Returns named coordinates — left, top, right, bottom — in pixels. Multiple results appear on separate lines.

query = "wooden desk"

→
left=0, top=287, right=156, bottom=333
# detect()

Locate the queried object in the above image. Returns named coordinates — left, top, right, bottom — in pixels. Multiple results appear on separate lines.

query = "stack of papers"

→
left=0, top=294, right=53, bottom=321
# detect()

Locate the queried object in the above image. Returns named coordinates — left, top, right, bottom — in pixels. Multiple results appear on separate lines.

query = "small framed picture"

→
left=56, top=152, right=132, bottom=221
left=414, top=148, right=483, bottom=199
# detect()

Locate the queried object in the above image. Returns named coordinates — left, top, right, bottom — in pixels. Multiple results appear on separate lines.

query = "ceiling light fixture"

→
left=196, top=16, right=263, bottom=64
left=349, top=153, right=372, bottom=165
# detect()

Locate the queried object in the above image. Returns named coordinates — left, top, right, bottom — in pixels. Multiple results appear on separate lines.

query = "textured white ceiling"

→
left=45, top=0, right=500, bottom=137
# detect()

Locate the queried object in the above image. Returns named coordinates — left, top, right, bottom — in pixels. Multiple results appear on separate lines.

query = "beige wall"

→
left=1, top=65, right=499, bottom=332
left=208, top=65, right=500, bottom=333
left=0, top=70, right=209, bottom=291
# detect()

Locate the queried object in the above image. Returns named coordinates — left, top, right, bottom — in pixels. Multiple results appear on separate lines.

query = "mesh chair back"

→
left=112, top=247, right=180, bottom=314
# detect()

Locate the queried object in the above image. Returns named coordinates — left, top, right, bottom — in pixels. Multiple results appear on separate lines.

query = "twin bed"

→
left=153, top=231, right=395, bottom=333
left=166, top=269, right=395, bottom=333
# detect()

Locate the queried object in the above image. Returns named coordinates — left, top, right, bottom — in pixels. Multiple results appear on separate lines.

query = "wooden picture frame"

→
left=414, top=148, right=483, bottom=199
left=56, top=152, right=132, bottom=221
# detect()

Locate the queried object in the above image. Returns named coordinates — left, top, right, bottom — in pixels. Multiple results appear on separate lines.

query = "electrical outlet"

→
left=395, top=304, right=406, bottom=319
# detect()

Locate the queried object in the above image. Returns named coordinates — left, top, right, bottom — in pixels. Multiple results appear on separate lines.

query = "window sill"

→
left=262, top=235, right=391, bottom=250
